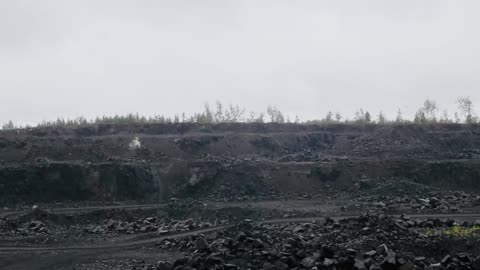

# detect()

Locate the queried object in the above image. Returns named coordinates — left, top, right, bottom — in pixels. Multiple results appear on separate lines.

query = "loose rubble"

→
left=144, top=215, right=480, bottom=270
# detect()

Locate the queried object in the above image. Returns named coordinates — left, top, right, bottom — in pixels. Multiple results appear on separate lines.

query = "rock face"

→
left=2, top=123, right=480, bottom=205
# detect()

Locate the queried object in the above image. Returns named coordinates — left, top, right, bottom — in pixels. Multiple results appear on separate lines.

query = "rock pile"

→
left=148, top=215, right=480, bottom=270
left=85, top=218, right=216, bottom=235
left=355, top=190, right=480, bottom=213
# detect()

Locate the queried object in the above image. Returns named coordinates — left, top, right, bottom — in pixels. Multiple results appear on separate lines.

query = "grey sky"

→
left=1, top=0, right=479, bottom=125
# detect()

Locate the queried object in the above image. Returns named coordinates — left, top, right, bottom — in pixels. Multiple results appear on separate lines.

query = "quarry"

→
left=0, top=123, right=480, bottom=269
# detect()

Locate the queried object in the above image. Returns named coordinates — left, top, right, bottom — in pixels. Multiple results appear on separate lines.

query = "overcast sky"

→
left=1, top=0, right=479, bottom=125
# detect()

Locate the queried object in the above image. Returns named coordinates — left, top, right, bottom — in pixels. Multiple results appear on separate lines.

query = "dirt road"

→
left=2, top=213, right=480, bottom=253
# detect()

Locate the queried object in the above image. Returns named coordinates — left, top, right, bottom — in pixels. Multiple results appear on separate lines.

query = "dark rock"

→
left=28, top=221, right=45, bottom=232
left=398, top=261, right=414, bottom=270
left=173, top=258, right=189, bottom=268
left=320, top=246, right=335, bottom=259
left=156, top=261, right=172, bottom=270
left=252, top=238, right=264, bottom=248
left=195, top=237, right=209, bottom=250
left=293, top=225, right=304, bottom=233
left=236, top=231, right=247, bottom=242
left=205, top=256, right=223, bottom=265
left=106, top=219, right=117, bottom=229
left=263, top=262, right=275, bottom=270
left=323, top=258, right=337, bottom=267
left=338, top=256, right=355, bottom=269
left=376, top=244, right=389, bottom=255
left=301, top=256, right=316, bottom=268
left=381, top=250, right=397, bottom=270
left=428, top=263, right=446, bottom=270
left=274, top=261, right=289, bottom=270
left=441, top=255, right=452, bottom=265
left=354, top=259, right=367, bottom=270
left=347, top=249, right=357, bottom=256
left=414, top=257, right=426, bottom=262
left=296, top=249, right=307, bottom=258
left=457, top=253, right=471, bottom=263
left=472, top=256, right=480, bottom=270
left=223, top=264, right=238, bottom=270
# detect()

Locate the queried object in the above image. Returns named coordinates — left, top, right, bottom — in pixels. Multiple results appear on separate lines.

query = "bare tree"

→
left=354, top=109, right=371, bottom=123
left=414, top=110, right=427, bottom=123
left=2, top=120, right=15, bottom=130
left=422, top=99, right=438, bottom=121
left=267, top=106, right=285, bottom=123
left=354, top=109, right=365, bottom=122
left=395, top=109, right=404, bottom=123
left=224, top=104, right=245, bottom=122
left=377, top=111, right=387, bottom=124
left=202, top=103, right=214, bottom=123
left=439, top=110, right=451, bottom=123
left=454, top=112, right=461, bottom=123
left=255, top=112, right=265, bottom=123
left=324, top=111, right=333, bottom=122
left=247, top=111, right=256, bottom=123
left=214, top=101, right=224, bottom=122
left=294, top=115, right=300, bottom=124
left=456, top=97, right=477, bottom=123
left=335, top=112, right=342, bottom=122
left=246, top=111, right=265, bottom=123
left=364, top=111, right=372, bottom=123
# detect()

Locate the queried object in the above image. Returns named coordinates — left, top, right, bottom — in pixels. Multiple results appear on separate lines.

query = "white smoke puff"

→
left=129, top=137, right=142, bottom=150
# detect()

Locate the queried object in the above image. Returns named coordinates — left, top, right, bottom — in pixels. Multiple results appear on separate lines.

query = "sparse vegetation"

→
left=354, top=109, right=372, bottom=124
left=266, top=106, right=285, bottom=123
left=414, top=99, right=438, bottom=123
left=426, top=225, right=480, bottom=238
left=1, top=120, right=15, bottom=130
left=1, top=97, right=479, bottom=130
left=377, top=111, right=387, bottom=124
left=456, top=96, right=478, bottom=123
left=395, top=109, right=404, bottom=123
